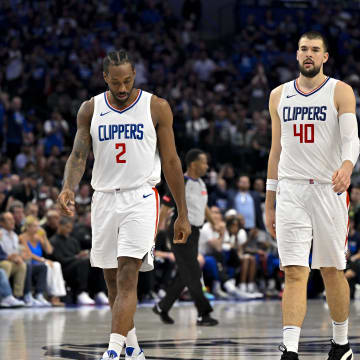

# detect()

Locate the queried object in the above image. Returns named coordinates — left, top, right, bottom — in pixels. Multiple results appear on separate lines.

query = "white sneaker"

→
left=95, top=292, right=109, bottom=305
left=238, top=283, right=247, bottom=292
left=249, top=291, right=264, bottom=299
left=247, top=283, right=264, bottom=299
left=0, top=295, right=25, bottom=308
left=213, top=287, right=230, bottom=299
left=77, top=292, right=95, bottom=305
left=224, top=279, right=240, bottom=298
left=35, top=293, right=51, bottom=306
left=125, top=347, right=145, bottom=360
left=100, top=349, right=119, bottom=359
left=212, top=281, right=230, bottom=299
left=24, top=293, right=43, bottom=307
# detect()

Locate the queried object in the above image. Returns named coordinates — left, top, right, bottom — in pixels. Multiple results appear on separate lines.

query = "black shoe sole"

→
left=197, top=321, right=219, bottom=326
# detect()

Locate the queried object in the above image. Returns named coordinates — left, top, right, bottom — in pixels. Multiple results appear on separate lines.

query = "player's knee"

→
left=105, top=275, right=117, bottom=292
left=117, top=262, right=139, bottom=293
left=320, top=267, right=342, bottom=280
left=284, top=266, right=308, bottom=283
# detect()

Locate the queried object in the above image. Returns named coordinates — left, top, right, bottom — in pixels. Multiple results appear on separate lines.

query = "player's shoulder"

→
left=150, top=95, right=172, bottom=125
left=150, top=94, right=170, bottom=110
left=79, top=97, right=94, bottom=114
left=269, top=84, right=284, bottom=108
left=77, top=97, right=94, bottom=125
left=334, top=80, right=354, bottom=93
left=270, top=84, right=285, bottom=98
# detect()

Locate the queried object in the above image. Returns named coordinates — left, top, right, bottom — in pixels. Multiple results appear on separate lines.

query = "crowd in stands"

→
left=1, top=0, right=360, bottom=307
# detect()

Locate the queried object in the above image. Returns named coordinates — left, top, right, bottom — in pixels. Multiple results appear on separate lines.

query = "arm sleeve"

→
left=339, top=113, right=360, bottom=166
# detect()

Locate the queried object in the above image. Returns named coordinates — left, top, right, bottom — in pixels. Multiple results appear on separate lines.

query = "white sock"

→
left=239, top=283, right=247, bottom=292
left=283, top=326, right=301, bottom=353
left=108, top=333, right=125, bottom=356
left=332, top=319, right=348, bottom=345
left=126, top=327, right=140, bottom=352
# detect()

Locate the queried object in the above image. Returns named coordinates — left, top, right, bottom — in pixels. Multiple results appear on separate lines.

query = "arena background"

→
left=1, top=1, right=360, bottom=359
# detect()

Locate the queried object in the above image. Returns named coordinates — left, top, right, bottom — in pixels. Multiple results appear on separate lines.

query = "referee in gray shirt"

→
left=153, top=149, right=218, bottom=326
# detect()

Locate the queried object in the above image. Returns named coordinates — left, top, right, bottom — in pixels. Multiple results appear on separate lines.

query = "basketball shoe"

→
left=327, top=340, right=353, bottom=359
left=100, top=349, right=119, bottom=359
left=152, top=303, right=174, bottom=324
left=125, top=347, right=146, bottom=359
left=279, top=345, right=299, bottom=359
left=196, top=313, right=218, bottom=326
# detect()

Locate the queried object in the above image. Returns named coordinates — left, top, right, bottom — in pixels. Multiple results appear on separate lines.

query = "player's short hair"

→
left=185, top=149, right=205, bottom=168
left=103, top=49, right=134, bottom=74
left=298, top=31, right=328, bottom=52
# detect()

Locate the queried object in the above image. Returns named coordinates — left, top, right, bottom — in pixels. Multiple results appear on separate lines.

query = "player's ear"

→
left=103, top=72, right=108, bottom=83
left=323, top=52, right=329, bottom=64
left=296, top=49, right=299, bottom=62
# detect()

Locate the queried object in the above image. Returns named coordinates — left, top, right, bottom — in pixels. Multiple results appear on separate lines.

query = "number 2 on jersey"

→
left=115, top=143, right=126, bottom=163
left=293, top=124, right=314, bottom=143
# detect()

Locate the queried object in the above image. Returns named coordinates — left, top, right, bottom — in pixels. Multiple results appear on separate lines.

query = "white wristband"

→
left=266, top=179, right=278, bottom=192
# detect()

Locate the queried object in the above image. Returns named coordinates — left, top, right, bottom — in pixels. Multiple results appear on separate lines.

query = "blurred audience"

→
left=51, top=217, right=108, bottom=305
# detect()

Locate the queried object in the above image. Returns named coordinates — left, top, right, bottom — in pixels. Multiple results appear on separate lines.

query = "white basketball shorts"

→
left=90, top=184, right=159, bottom=272
left=276, top=179, right=349, bottom=270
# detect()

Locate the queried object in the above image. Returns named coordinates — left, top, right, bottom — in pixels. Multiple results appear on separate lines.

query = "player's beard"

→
left=298, top=63, right=321, bottom=78
left=109, top=86, right=133, bottom=105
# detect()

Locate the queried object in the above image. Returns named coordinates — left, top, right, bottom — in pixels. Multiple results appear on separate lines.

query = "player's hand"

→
left=265, top=207, right=276, bottom=238
left=57, top=189, right=75, bottom=217
left=332, top=161, right=353, bottom=194
left=173, top=215, right=191, bottom=244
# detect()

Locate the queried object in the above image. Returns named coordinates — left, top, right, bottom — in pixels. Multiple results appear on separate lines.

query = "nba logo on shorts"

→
left=150, top=245, right=155, bottom=259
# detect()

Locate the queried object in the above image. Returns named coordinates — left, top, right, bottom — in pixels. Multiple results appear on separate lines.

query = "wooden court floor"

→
left=1, top=299, right=360, bottom=359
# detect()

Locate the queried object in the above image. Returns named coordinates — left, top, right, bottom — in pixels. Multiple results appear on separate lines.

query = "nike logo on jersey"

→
left=100, top=111, right=111, bottom=116
left=286, top=94, right=297, bottom=98
left=143, top=193, right=153, bottom=198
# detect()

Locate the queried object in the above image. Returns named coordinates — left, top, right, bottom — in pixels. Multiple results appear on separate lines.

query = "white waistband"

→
left=280, top=178, right=331, bottom=185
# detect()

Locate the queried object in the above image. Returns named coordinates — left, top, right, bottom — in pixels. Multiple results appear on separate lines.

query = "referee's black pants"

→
left=159, top=226, right=213, bottom=316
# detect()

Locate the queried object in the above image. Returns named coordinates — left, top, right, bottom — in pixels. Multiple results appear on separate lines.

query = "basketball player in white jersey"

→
left=265, top=31, right=359, bottom=360
left=57, top=50, right=191, bottom=360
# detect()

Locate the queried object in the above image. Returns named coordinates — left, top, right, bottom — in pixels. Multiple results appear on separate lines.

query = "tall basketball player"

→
left=265, top=31, right=359, bottom=360
left=58, top=50, right=191, bottom=360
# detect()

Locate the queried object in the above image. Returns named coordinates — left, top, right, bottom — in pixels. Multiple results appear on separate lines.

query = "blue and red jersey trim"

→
left=104, top=89, right=142, bottom=114
left=293, top=76, right=330, bottom=97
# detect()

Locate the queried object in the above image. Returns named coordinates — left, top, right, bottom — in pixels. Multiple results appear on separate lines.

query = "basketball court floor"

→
left=1, top=299, right=359, bottom=359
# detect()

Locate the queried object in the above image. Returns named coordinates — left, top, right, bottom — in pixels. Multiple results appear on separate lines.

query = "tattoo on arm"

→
left=63, top=129, right=91, bottom=191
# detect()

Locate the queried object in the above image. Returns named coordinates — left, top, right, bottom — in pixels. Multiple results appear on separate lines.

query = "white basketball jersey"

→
left=277, top=77, right=341, bottom=183
left=90, top=90, right=161, bottom=191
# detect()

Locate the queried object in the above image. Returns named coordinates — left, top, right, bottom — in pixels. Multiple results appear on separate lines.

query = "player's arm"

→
left=57, top=99, right=93, bottom=216
left=265, top=85, right=283, bottom=238
left=152, top=96, right=191, bottom=244
left=332, top=81, right=359, bottom=193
